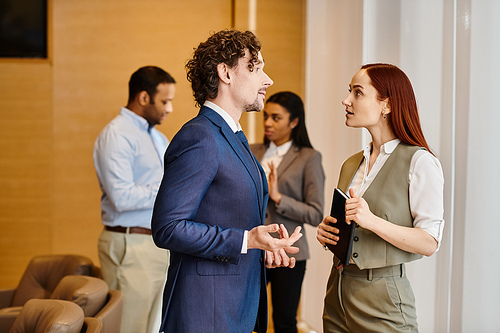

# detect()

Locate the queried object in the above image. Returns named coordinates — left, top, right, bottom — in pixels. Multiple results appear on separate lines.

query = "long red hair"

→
left=362, top=63, right=432, bottom=154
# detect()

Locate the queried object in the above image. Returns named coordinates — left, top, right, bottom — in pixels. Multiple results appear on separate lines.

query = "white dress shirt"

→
left=204, top=101, right=242, bottom=132
left=348, top=139, right=445, bottom=250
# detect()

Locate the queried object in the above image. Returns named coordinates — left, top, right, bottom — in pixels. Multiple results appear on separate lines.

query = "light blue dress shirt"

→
left=93, top=107, right=168, bottom=229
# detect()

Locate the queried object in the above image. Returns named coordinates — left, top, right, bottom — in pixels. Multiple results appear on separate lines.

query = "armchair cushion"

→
left=9, top=299, right=84, bottom=333
left=51, top=276, right=108, bottom=317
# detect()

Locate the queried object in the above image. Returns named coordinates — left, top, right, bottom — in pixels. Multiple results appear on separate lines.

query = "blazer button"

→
left=352, top=253, right=358, bottom=258
left=353, top=236, right=359, bottom=242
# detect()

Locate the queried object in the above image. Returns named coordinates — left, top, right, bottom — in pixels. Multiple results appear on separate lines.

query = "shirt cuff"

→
left=241, top=230, right=248, bottom=254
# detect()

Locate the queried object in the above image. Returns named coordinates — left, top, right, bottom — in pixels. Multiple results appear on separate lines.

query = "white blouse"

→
left=260, top=140, right=293, bottom=178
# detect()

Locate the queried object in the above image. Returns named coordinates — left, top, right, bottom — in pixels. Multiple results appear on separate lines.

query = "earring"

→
left=383, top=114, right=387, bottom=119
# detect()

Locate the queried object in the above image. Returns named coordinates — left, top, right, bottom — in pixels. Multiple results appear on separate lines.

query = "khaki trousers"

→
left=98, top=229, right=169, bottom=333
left=323, top=263, right=418, bottom=333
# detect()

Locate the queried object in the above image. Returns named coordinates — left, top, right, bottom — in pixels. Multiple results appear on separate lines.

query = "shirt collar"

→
left=363, top=138, right=401, bottom=158
left=268, top=140, right=293, bottom=157
left=382, top=138, right=401, bottom=153
left=121, top=107, right=151, bottom=131
left=204, top=101, right=242, bottom=133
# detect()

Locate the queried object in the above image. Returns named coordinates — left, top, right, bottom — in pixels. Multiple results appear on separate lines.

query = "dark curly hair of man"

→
left=186, top=29, right=262, bottom=107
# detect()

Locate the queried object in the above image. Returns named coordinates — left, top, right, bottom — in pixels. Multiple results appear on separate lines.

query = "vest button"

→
left=353, top=236, right=359, bottom=241
left=352, top=253, right=358, bottom=258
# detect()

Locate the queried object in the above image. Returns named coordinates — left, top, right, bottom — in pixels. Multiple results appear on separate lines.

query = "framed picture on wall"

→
left=0, top=0, right=48, bottom=58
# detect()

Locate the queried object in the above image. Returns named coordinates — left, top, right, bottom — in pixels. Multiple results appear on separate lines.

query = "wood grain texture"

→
left=0, top=0, right=306, bottom=293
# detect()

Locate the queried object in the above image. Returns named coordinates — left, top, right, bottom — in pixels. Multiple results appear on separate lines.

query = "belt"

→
left=341, top=263, right=405, bottom=281
left=105, top=226, right=152, bottom=235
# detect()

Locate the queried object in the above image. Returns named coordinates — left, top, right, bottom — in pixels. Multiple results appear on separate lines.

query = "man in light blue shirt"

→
left=93, top=66, right=175, bottom=333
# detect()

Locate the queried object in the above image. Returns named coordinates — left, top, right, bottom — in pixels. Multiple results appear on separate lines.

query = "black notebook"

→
left=325, top=188, right=357, bottom=267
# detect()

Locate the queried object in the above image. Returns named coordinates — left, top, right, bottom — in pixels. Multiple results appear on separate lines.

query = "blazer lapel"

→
left=201, top=107, right=265, bottom=213
left=277, top=144, right=299, bottom=180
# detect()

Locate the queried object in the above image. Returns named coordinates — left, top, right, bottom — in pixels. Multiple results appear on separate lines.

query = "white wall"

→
left=303, top=0, right=500, bottom=332
left=459, top=2, right=500, bottom=332
left=302, top=0, right=364, bottom=331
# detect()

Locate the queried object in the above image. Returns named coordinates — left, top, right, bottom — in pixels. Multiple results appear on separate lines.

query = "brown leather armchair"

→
left=52, top=275, right=123, bottom=333
left=8, top=299, right=101, bottom=333
left=82, top=317, right=103, bottom=333
left=1, top=275, right=123, bottom=333
left=0, top=254, right=100, bottom=331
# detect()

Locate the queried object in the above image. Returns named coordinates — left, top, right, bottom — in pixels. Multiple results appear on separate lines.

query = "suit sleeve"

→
left=151, top=123, right=244, bottom=264
left=275, top=151, right=325, bottom=227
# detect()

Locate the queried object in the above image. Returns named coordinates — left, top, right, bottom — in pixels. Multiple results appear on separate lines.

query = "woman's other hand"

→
left=316, top=216, right=340, bottom=247
left=268, top=161, right=282, bottom=205
left=346, top=188, right=376, bottom=230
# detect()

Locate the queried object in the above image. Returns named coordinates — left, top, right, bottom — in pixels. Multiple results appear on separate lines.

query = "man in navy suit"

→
left=151, top=29, right=303, bottom=333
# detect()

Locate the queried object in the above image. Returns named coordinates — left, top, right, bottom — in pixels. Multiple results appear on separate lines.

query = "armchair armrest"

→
left=0, top=305, right=23, bottom=332
left=0, top=289, right=15, bottom=309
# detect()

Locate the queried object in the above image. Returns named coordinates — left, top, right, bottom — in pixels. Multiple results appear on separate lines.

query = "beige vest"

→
left=337, top=143, right=424, bottom=269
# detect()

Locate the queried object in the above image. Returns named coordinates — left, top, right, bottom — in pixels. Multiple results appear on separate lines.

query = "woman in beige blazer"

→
left=251, top=91, right=325, bottom=333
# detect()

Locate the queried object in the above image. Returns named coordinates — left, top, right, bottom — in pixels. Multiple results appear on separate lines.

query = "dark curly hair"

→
left=186, top=29, right=261, bottom=107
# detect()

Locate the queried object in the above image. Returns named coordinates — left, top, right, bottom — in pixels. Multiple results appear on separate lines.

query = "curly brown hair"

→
left=186, top=29, right=261, bottom=107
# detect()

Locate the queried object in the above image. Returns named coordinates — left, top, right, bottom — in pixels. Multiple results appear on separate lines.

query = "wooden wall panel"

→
left=50, top=0, right=232, bottom=264
left=258, top=0, right=305, bottom=95
left=0, top=62, right=53, bottom=287
left=238, top=0, right=306, bottom=143
left=0, top=0, right=306, bottom=293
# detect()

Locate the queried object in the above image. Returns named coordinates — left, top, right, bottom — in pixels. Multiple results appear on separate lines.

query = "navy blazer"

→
left=152, top=106, right=269, bottom=333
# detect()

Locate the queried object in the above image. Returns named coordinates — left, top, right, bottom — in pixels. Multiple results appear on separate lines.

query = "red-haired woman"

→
left=317, top=63, right=444, bottom=332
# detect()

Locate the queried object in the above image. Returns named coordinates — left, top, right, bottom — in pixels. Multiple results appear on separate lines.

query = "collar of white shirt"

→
left=204, top=101, right=242, bottom=133
left=363, top=138, right=401, bottom=159
left=267, top=140, right=293, bottom=157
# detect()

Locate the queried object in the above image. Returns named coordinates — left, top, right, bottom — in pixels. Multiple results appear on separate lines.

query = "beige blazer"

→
left=251, top=143, right=325, bottom=261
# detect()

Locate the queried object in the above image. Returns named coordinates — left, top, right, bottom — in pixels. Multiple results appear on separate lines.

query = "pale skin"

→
left=211, top=49, right=302, bottom=268
left=316, top=69, right=438, bottom=257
